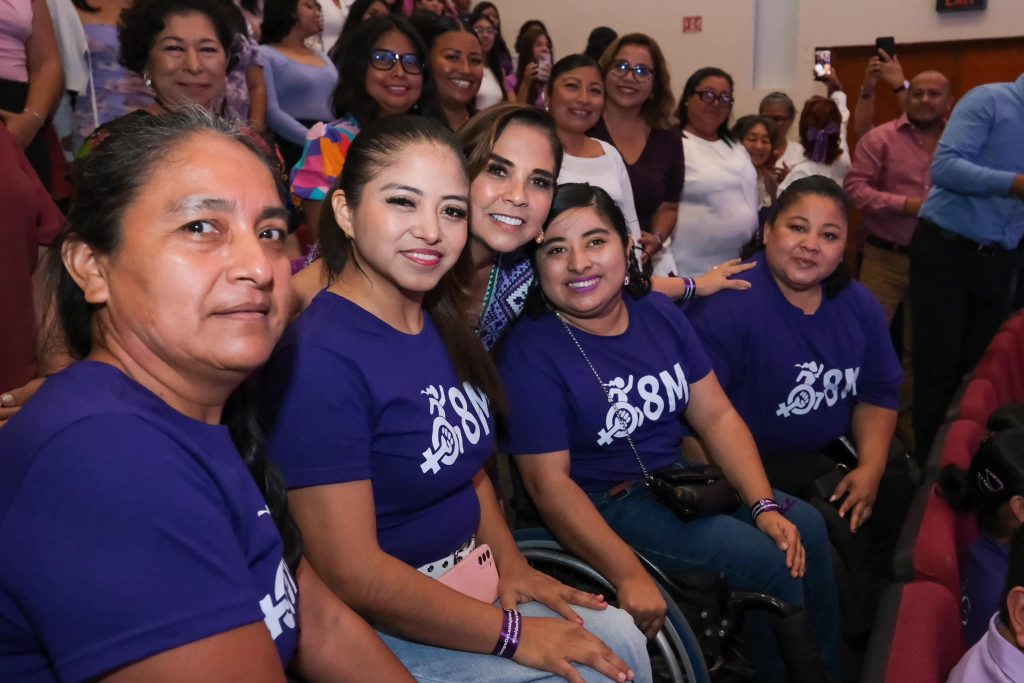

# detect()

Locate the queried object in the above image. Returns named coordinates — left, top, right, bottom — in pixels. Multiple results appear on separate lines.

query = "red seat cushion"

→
left=883, top=581, right=966, bottom=683
left=973, top=351, right=1014, bottom=406
left=913, top=485, right=961, bottom=597
left=957, top=379, right=998, bottom=427
left=988, top=332, right=1024, bottom=401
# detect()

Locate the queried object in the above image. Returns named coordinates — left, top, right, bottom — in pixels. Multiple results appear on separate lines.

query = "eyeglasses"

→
left=369, top=48, right=424, bottom=75
left=609, top=59, right=654, bottom=81
left=693, top=89, right=734, bottom=106
left=474, top=26, right=496, bottom=37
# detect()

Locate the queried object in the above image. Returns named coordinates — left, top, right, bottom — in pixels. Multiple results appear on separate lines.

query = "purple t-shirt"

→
left=589, top=119, right=684, bottom=232
left=962, top=531, right=1010, bottom=646
left=498, top=293, right=712, bottom=493
left=0, top=361, right=299, bottom=682
left=262, top=292, right=496, bottom=568
left=685, top=254, right=902, bottom=458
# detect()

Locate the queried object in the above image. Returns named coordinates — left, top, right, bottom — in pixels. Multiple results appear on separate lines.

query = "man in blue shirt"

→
left=910, top=73, right=1024, bottom=458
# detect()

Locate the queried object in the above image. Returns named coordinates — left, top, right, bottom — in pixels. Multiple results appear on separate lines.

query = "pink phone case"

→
left=437, top=544, right=500, bottom=604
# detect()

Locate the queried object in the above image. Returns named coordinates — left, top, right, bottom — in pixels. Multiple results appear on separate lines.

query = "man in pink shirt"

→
left=844, top=69, right=952, bottom=452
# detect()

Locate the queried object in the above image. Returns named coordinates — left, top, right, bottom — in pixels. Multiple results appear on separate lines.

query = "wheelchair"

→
left=504, top=459, right=829, bottom=683
left=514, top=526, right=828, bottom=683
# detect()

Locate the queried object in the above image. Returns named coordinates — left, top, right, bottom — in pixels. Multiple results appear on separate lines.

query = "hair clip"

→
left=977, top=467, right=1005, bottom=494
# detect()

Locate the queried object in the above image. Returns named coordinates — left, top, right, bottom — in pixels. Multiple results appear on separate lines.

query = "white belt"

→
left=417, top=536, right=476, bottom=579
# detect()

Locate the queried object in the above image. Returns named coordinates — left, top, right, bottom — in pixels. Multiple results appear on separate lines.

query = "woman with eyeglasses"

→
left=669, top=67, right=759, bottom=279
left=290, top=13, right=430, bottom=231
left=587, top=34, right=678, bottom=276
left=471, top=2, right=513, bottom=85
left=468, top=6, right=507, bottom=110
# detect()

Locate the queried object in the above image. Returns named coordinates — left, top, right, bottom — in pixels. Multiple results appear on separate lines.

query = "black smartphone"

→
left=875, top=36, right=896, bottom=59
left=813, top=47, right=832, bottom=81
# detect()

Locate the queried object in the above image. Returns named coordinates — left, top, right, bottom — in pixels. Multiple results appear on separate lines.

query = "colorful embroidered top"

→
left=477, top=249, right=533, bottom=350
left=289, top=114, right=361, bottom=204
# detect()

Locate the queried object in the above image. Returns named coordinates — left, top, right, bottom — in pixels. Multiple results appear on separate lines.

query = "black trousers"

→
left=0, top=78, right=49, bottom=189
left=909, top=219, right=1019, bottom=459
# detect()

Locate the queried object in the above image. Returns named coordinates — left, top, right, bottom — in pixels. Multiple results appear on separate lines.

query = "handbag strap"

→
left=554, top=312, right=653, bottom=484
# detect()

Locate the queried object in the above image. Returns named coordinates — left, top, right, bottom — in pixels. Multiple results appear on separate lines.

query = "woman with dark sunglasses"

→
left=290, top=13, right=432, bottom=230
left=668, top=66, right=760, bottom=280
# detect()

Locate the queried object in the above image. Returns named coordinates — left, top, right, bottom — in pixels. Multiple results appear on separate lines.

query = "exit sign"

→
left=936, top=0, right=986, bottom=12
left=682, top=15, right=702, bottom=32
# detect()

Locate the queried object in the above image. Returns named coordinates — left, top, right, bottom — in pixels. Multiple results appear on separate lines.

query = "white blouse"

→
left=670, top=133, right=759, bottom=277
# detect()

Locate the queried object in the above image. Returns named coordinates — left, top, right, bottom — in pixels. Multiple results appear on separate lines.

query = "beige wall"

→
left=498, top=0, right=1024, bottom=124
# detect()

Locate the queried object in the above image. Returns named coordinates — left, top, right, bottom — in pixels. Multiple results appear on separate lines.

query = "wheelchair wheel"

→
left=518, top=537, right=711, bottom=683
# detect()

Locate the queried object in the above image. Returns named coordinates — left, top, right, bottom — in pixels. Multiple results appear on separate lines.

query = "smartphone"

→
left=813, top=47, right=832, bottom=81
left=536, top=52, right=552, bottom=82
left=875, top=36, right=897, bottom=59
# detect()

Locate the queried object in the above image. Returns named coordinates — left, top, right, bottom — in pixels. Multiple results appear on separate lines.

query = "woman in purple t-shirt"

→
left=499, top=182, right=841, bottom=682
left=0, top=109, right=410, bottom=682
left=262, top=114, right=651, bottom=682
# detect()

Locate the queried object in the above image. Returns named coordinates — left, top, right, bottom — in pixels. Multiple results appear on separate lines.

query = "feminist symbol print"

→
left=420, top=385, right=464, bottom=474
left=597, top=375, right=644, bottom=445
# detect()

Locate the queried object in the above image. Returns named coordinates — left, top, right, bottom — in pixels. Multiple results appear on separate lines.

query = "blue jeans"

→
left=589, top=484, right=841, bottom=683
left=377, top=601, right=653, bottom=682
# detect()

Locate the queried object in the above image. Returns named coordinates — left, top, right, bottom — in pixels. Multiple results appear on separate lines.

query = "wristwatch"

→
left=893, top=80, right=910, bottom=94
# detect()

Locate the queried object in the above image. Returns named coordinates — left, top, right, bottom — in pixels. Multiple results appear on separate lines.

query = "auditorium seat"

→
left=957, top=378, right=998, bottom=428
left=859, top=581, right=966, bottom=683
left=892, top=483, right=960, bottom=598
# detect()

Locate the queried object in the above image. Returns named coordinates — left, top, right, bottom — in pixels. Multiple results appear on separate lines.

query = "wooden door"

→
left=829, top=37, right=1023, bottom=262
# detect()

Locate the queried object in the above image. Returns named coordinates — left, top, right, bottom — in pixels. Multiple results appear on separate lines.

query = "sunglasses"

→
left=609, top=59, right=654, bottom=81
left=369, top=48, right=424, bottom=75
left=693, top=89, right=734, bottom=105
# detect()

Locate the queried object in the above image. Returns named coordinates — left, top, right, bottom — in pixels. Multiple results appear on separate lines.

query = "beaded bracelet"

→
left=751, top=498, right=783, bottom=522
left=679, top=276, right=697, bottom=302
left=492, top=609, right=522, bottom=659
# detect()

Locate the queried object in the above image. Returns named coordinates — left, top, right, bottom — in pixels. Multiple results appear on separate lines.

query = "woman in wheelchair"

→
left=497, top=183, right=841, bottom=682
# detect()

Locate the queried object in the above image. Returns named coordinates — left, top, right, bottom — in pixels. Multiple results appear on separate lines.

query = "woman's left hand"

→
left=0, top=109, right=42, bottom=149
left=754, top=510, right=806, bottom=578
left=497, top=559, right=608, bottom=624
left=693, top=258, right=756, bottom=297
left=830, top=465, right=883, bottom=533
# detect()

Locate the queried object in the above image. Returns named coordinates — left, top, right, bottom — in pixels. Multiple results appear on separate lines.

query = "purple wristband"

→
left=492, top=609, right=522, bottom=659
left=679, top=276, right=697, bottom=302
left=751, top=498, right=783, bottom=522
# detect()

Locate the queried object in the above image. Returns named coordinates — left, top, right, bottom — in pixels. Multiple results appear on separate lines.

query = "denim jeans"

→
left=376, top=601, right=653, bottom=682
left=589, top=484, right=841, bottom=683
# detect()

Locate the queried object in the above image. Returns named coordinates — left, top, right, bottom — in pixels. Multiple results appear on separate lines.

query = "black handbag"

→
left=646, top=464, right=741, bottom=521
left=554, top=312, right=740, bottom=522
